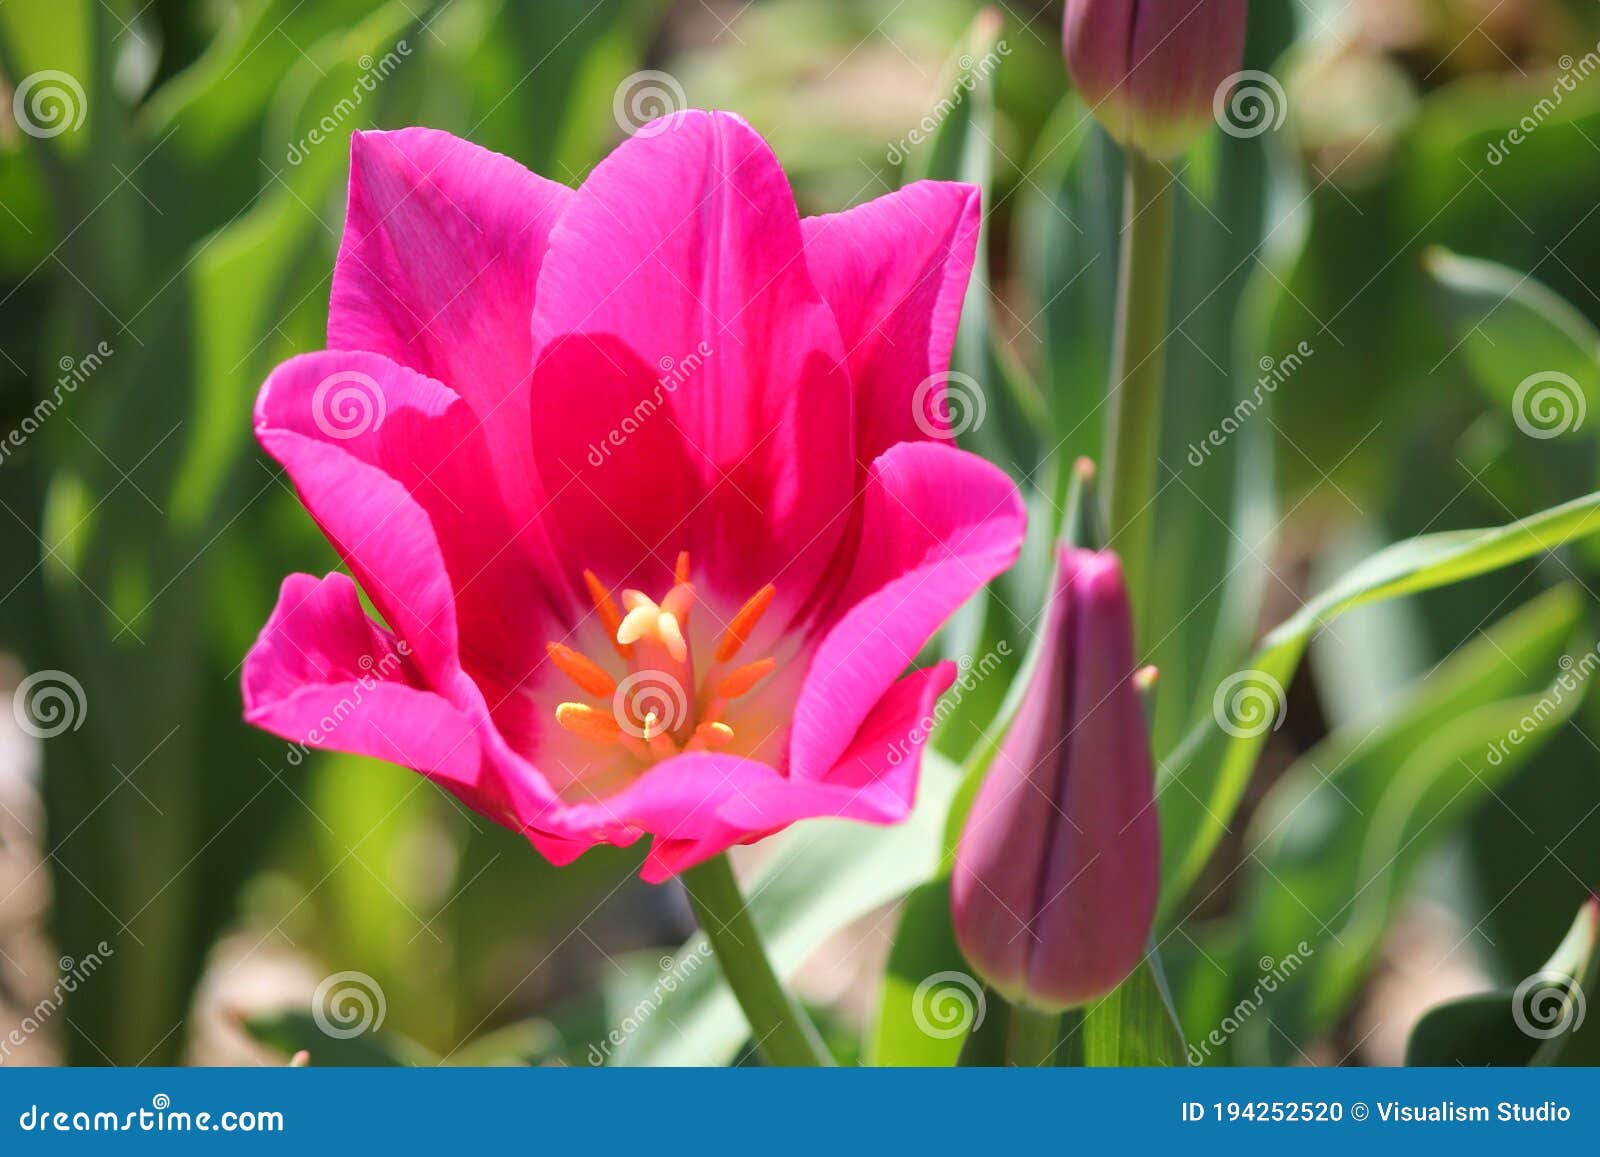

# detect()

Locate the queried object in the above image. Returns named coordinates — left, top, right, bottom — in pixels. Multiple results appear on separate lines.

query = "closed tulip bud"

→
left=1063, top=0, right=1249, bottom=158
left=951, top=546, right=1159, bottom=1010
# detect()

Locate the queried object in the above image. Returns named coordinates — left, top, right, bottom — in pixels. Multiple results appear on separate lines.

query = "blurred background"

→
left=4, top=0, right=1600, bottom=1066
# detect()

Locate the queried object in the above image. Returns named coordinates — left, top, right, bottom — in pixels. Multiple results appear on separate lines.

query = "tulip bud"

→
left=1062, top=0, right=1250, bottom=158
left=951, top=546, right=1159, bottom=1010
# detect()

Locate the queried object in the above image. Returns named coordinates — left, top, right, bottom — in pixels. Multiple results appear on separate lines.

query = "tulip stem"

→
left=681, top=854, right=834, bottom=1066
left=1104, top=148, right=1176, bottom=620
left=1006, top=1005, right=1061, bottom=1067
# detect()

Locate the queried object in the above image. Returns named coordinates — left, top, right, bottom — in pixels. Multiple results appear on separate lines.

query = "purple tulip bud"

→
left=1062, top=0, right=1250, bottom=158
left=951, top=546, right=1159, bottom=1010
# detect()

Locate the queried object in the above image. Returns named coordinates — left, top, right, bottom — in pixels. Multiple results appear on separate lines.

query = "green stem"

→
left=681, top=854, right=833, bottom=1066
left=1103, top=149, right=1176, bottom=619
left=1006, top=1005, right=1061, bottom=1067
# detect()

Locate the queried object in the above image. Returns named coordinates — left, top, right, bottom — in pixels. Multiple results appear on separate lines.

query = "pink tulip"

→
left=1063, top=0, right=1249, bottom=158
left=242, top=112, right=1025, bottom=882
left=951, top=546, right=1158, bottom=1009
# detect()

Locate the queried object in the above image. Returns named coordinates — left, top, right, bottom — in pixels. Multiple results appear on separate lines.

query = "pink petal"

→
left=330, top=129, right=572, bottom=504
left=243, top=572, right=587, bottom=864
left=789, top=442, right=1025, bottom=782
left=254, top=350, right=564, bottom=724
left=529, top=110, right=855, bottom=617
left=803, top=181, right=981, bottom=463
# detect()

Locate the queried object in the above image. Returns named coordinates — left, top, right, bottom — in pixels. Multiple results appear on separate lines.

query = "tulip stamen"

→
left=546, top=642, right=618, bottom=698
left=553, top=557, right=777, bottom=765
left=716, top=583, right=775, bottom=662
left=554, top=702, right=621, bottom=744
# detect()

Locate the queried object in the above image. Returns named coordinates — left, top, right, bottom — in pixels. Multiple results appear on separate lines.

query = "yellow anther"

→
left=546, top=642, right=618, bottom=698
left=718, top=657, right=776, bottom=700
left=687, top=721, right=736, bottom=752
left=555, top=702, right=621, bottom=744
left=717, top=583, right=776, bottom=662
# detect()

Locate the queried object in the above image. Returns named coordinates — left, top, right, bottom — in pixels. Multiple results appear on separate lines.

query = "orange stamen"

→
left=716, top=583, right=776, bottom=662
left=675, top=550, right=691, bottom=585
left=687, top=721, right=736, bottom=752
left=545, top=642, right=617, bottom=698
left=718, top=656, right=776, bottom=700
left=555, top=702, right=621, bottom=744
left=583, top=570, right=631, bottom=659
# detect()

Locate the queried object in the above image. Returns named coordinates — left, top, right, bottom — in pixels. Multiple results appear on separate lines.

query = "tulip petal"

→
left=243, top=572, right=588, bottom=864
left=789, top=442, right=1025, bottom=782
left=330, top=128, right=571, bottom=499
left=802, top=180, right=980, bottom=463
left=255, top=350, right=566, bottom=721
left=530, top=110, right=854, bottom=615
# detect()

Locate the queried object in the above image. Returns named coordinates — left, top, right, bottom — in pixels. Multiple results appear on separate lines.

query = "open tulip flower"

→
left=243, top=110, right=1026, bottom=882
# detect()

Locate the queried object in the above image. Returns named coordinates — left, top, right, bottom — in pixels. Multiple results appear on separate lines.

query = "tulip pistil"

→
left=550, top=553, right=778, bottom=763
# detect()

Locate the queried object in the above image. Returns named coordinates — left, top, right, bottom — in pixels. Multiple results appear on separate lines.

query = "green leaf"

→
left=1160, top=491, right=1600, bottom=915
left=1406, top=897, right=1600, bottom=1066
left=867, top=880, right=976, bottom=1066
left=243, top=1011, right=437, bottom=1067
left=1228, top=584, right=1585, bottom=1059
left=613, top=754, right=962, bottom=1065
left=1424, top=247, right=1600, bottom=431
left=1079, top=952, right=1188, bottom=1067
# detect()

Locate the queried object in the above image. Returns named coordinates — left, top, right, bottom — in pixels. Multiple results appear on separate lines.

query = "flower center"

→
left=547, top=551, right=778, bottom=764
